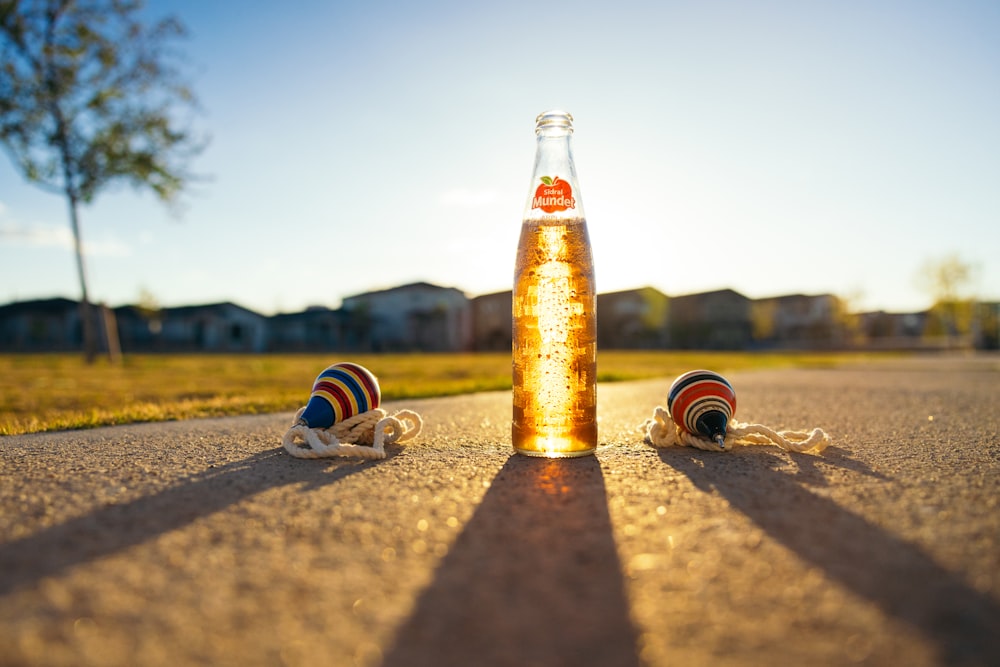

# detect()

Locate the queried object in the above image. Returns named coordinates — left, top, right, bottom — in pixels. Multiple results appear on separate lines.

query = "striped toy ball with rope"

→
left=666, top=370, right=737, bottom=436
left=298, top=362, right=381, bottom=429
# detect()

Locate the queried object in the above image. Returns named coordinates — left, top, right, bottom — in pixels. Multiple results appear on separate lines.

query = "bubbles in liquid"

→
left=512, top=217, right=597, bottom=456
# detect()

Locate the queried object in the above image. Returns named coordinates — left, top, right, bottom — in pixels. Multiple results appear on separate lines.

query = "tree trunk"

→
left=67, top=192, right=98, bottom=363
left=99, top=302, right=122, bottom=364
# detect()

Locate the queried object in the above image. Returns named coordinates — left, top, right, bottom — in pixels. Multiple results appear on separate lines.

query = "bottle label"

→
left=531, top=176, right=576, bottom=213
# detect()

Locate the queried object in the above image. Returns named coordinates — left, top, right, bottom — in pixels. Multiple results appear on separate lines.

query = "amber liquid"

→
left=512, top=217, right=597, bottom=457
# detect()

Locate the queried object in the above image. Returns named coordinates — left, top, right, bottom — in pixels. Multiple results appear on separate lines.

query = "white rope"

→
left=641, top=406, right=830, bottom=453
left=282, top=407, right=423, bottom=460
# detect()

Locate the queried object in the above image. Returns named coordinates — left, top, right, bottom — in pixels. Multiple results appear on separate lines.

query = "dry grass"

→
left=0, top=351, right=886, bottom=435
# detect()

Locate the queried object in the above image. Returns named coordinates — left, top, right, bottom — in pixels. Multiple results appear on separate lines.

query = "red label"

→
left=531, top=176, right=576, bottom=213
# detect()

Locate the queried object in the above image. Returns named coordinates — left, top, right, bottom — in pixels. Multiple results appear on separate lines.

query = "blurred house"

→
left=114, top=304, right=163, bottom=351
left=154, top=302, right=268, bottom=352
left=856, top=310, right=958, bottom=350
left=597, top=287, right=669, bottom=349
left=341, top=282, right=471, bottom=352
left=268, top=307, right=348, bottom=352
left=751, top=293, right=847, bottom=349
left=667, top=289, right=752, bottom=349
left=973, top=301, right=1000, bottom=350
left=470, top=290, right=512, bottom=351
left=6, top=286, right=993, bottom=354
left=0, top=297, right=82, bottom=351
left=858, top=311, right=926, bottom=340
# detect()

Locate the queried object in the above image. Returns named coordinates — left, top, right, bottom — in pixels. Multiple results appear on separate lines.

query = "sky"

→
left=1, top=0, right=998, bottom=315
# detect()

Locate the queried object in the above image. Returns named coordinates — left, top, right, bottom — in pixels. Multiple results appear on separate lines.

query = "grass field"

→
left=0, top=351, right=886, bottom=436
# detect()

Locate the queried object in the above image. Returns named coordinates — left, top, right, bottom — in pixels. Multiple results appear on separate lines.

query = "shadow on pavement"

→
left=661, top=448, right=1000, bottom=666
left=0, top=447, right=393, bottom=597
left=382, top=454, right=641, bottom=667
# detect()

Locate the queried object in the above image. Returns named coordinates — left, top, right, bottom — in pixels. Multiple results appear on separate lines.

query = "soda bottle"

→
left=512, top=110, right=597, bottom=457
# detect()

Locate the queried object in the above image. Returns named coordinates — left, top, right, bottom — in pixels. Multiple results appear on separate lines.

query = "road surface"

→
left=1, top=355, right=998, bottom=666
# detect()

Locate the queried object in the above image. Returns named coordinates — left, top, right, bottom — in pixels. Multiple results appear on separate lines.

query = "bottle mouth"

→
left=535, top=110, right=574, bottom=133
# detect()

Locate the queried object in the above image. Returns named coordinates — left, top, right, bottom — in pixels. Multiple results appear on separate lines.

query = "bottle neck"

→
left=534, top=132, right=575, bottom=174
left=523, top=125, right=585, bottom=221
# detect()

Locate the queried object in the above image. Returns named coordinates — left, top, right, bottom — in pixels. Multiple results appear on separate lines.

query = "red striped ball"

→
left=299, top=362, right=381, bottom=429
left=667, top=370, right=736, bottom=439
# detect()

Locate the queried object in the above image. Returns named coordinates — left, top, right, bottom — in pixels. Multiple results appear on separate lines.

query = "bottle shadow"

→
left=0, top=447, right=396, bottom=597
left=381, top=454, right=641, bottom=667
left=658, top=447, right=1000, bottom=666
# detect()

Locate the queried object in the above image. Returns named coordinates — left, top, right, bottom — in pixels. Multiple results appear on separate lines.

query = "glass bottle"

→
left=512, top=110, right=597, bottom=457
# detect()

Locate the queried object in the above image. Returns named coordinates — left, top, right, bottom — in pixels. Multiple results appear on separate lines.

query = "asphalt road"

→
left=1, top=355, right=998, bottom=667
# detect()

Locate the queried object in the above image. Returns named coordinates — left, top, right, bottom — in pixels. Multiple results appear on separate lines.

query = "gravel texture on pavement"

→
left=1, top=355, right=998, bottom=666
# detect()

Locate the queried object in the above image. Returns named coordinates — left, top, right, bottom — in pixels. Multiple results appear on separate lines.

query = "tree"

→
left=834, top=288, right=865, bottom=347
left=916, top=254, right=978, bottom=343
left=0, top=0, right=203, bottom=361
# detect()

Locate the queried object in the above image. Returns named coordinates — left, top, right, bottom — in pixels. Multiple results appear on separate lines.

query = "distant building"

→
left=751, top=293, right=846, bottom=348
left=974, top=302, right=1000, bottom=350
left=114, top=304, right=164, bottom=352
left=857, top=310, right=941, bottom=350
left=470, top=291, right=512, bottom=351
left=858, top=310, right=926, bottom=339
left=11, top=284, right=992, bottom=354
left=597, top=287, right=669, bottom=349
left=0, top=297, right=82, bottom=351
left=268, top=307, right=348, bottom=352
left=156, top=302, right=268, bottom=352
left=342, top=282, right=471, bottom=352
left=667, top=289, right=752, bottom=349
